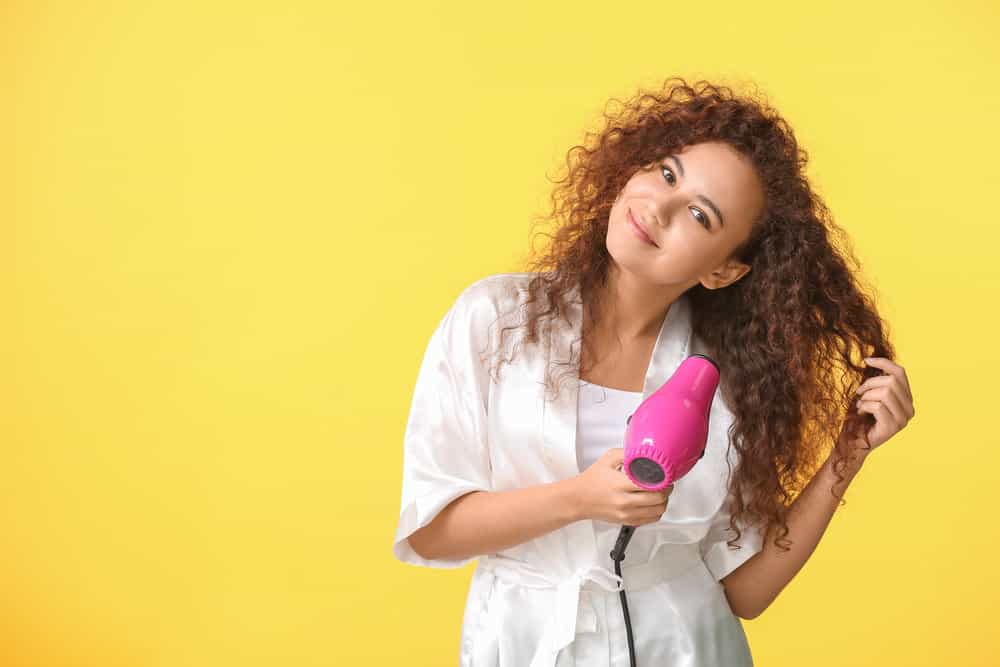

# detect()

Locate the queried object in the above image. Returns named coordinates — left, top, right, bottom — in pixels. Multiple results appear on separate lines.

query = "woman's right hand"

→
left=572, top=447, right=673, bottom=525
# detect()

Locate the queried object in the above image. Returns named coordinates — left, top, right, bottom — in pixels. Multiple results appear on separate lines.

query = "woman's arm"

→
left=407, top=479, right=583, bottom=562
left=720, top=446, right=870, bottom=620
left=408, top=448, right=671, bottom=562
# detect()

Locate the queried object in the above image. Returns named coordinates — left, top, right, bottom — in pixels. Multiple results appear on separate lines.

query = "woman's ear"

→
left=700, top=261, right=751, bottom=290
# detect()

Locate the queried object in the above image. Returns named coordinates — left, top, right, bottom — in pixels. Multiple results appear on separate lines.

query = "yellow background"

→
left=5, top=1, right=997, bottom=665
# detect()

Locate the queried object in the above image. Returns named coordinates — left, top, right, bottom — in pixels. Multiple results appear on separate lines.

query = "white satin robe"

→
left=392, top=272, right=765, bottom=667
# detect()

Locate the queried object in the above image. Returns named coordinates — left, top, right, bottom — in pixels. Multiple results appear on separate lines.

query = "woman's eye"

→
left=660, top=164, right=676, bottom=186
left=661, top=164, right=711, bottom=230
left=690, top=208, right=710, bottom=229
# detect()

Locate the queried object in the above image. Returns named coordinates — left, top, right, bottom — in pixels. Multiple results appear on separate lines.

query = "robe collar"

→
left=539, top=283, right=694, bottom=478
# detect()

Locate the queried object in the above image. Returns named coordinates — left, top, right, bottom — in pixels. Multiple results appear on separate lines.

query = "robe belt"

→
left=477, top=542, right=704, bottom=667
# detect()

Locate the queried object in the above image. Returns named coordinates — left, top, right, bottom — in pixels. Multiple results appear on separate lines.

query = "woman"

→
left=392, top=77, right=916, bottom=666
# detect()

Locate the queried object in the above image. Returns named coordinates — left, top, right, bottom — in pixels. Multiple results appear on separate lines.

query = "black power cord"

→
left=610, top=525, right=638, bottom=667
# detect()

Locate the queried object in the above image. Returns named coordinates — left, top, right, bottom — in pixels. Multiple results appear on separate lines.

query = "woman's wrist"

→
left=826, top=437, right=871, bottom=480
left=556, top=476, right=587, bottom=524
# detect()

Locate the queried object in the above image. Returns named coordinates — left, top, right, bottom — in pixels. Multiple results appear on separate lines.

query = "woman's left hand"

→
left=845, top=357, right=916, bottom=454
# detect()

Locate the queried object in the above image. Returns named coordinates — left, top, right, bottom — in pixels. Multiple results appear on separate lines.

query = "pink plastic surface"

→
left=622, top=354, right=719, bottom=491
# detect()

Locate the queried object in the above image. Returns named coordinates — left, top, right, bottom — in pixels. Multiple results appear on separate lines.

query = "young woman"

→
left=392, top=77, right=916, bottom=667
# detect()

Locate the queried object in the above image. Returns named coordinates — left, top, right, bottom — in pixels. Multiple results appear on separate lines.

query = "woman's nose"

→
left=651, top=191, right=691, bottom=228
left=644, top=202, right=675, bottom=229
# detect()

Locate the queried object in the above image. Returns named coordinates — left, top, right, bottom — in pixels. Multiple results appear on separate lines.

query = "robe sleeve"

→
left=698, top=485, right=766, bottom=582
left=392, top=281, right=494, bottom=569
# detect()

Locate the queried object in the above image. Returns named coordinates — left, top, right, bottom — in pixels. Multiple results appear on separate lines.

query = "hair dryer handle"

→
left=611, top=525, right=636, bottom=562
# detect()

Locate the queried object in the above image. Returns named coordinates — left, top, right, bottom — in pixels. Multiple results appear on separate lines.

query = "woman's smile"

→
left=627, top=208, right=658, bottom=247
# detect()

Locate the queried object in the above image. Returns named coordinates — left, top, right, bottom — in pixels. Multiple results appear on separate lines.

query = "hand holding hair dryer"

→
left=611, top=353, right=720, bottom=562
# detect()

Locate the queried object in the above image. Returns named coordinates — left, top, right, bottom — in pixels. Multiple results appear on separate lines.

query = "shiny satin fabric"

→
left=393, top=272, right=765, bottom=666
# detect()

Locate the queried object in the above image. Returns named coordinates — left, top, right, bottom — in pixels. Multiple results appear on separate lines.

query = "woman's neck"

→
left=591, top=266, right=685, bottom=341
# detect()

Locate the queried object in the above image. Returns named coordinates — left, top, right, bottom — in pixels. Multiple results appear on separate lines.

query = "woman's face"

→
left=607, top=140, right=766, bottom=290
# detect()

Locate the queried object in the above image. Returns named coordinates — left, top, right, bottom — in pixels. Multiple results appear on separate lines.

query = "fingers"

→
left=614, top=501, right=667, bottom=525
left=607, top=447, right=624, bottom=467
left=863, top=357, right=914, bottom=404
left=634, top=499, right=671, bottom=524
left=628, top=484, right=673, bottom=505
left=609, top=475, right=673, bottom=524
left=620, top=474, right=673, bottom=494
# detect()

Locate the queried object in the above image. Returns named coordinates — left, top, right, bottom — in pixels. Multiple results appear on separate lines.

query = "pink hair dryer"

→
left=610, top=353, right=720, bottom=562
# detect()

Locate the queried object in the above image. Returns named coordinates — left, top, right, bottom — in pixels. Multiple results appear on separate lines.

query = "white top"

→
left=393, top=273, right=765, bottom=667
left=576, top=379, right=644, bottom=474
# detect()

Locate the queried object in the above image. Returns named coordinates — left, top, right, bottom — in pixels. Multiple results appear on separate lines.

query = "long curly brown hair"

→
left=487, top=76, right=895, bottom=553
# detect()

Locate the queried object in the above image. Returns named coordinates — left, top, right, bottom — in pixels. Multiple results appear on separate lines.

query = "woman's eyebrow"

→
left=667, top=154, right=726, bottom=229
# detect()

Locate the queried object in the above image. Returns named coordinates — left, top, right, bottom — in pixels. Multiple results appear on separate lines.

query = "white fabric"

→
left=392, top=272, right=766, bottom=667
left=575, top=380, right=643, bottom=476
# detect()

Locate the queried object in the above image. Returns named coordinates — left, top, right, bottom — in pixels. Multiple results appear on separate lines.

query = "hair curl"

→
left=486, top=76, right=895, bottom=554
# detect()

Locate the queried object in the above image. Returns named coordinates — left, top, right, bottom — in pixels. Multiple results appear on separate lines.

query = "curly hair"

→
left=485, top=76, right=895, bottom=554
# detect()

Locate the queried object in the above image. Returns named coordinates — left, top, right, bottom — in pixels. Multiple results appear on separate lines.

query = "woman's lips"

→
left=627, top=208, right=657, bottom=246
